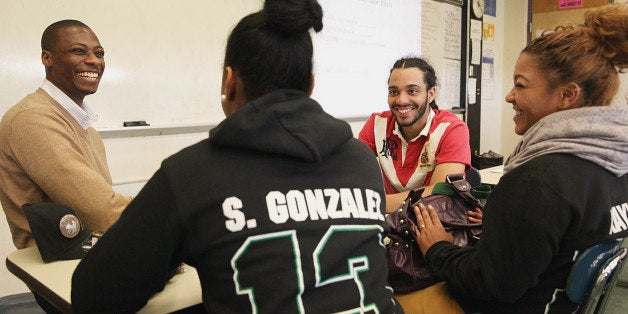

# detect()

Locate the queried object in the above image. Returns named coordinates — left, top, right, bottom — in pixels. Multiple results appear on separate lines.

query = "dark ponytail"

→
left=263, top=0, right=323, bottom=34
left=224, top=0, right=324, bottom=100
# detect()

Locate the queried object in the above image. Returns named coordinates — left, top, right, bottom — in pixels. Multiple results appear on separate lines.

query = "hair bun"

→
left=263, top=0, right=323, bottom=35
left=583, top=4, right=628, bottom=68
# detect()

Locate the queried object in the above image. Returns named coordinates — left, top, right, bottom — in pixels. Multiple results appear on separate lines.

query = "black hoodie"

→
left=72, top=89, right=402, bottom=313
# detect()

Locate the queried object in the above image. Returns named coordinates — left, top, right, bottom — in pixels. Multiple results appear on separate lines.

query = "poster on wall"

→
left=483, top=22, right=495, bottom=41
left=421, top=0, right=462, bottom=110
left=444, top=3, right=462, bottom=59
left=481, top=47, right=495, bottom=101
left=485, top=0, right=496, bottom=17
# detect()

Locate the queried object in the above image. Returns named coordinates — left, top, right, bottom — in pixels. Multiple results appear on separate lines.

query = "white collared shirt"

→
left=40, top=79, right=98, bottom=130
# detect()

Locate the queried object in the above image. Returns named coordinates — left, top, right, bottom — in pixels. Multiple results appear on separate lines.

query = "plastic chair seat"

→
left=464, top=167, right=482, bottom=188
left=565, top=239, right=627, bottom=314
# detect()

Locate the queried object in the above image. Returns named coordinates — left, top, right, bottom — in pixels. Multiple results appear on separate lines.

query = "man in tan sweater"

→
left=0, top=20, right=132, bottom=250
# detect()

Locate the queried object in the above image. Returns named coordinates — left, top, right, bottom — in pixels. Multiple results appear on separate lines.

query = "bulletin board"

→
left=531, top=0, right=610, bottom=39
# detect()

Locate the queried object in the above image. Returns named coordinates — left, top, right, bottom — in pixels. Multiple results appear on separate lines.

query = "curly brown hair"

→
left=522, top=4, right=627, bottom=107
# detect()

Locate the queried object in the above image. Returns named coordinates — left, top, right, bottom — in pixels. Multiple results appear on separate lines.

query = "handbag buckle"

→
left=446, top=173, right=484, bottom=209
left=446, top=173, right=471, bottom=192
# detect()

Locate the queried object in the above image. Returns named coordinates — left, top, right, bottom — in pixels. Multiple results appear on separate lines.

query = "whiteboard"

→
left=0, top=0, right=423, bottom=128
left=312, top=0, right=421, bottom=118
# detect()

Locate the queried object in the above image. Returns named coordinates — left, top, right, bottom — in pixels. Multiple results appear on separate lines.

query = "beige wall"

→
left=499, top=1, right=529, bottom=159
left=477, top=1, right=504, bottom=155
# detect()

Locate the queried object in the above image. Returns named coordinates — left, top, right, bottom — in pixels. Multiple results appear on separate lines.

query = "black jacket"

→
left=427, top=153, right=628, bottom=313
left=72, top=90, right=401, bottom=313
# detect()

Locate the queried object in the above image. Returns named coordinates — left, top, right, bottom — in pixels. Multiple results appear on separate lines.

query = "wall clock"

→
left=472, top=0, right=484, bottom=19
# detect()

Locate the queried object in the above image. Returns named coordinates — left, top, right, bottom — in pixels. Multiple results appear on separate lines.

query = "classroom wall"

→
left=0, top=211, right=30, bottom=295
left=499, top=0, right=529, bottom=156
left=479, top=0, right=506, bottom=156
left=1, top=0, right=514, bottom=297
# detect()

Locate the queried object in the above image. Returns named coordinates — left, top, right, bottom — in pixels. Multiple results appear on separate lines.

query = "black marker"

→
left=123, top=121, right=150, bottom=127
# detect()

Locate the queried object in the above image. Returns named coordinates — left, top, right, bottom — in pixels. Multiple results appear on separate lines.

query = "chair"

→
left=465, top=167, right=482, bottom=188
left=0, top=292, right=44, bottom=313
left=565, top=239, right=627, bottom=314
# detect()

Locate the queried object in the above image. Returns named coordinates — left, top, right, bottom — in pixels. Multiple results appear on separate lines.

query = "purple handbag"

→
left=385, top=174, right=485, bottom=294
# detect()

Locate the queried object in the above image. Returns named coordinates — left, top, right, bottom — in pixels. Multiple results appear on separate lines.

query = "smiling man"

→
left=0, top=20, right=132, bottom=251
left=358, top=57, right=471, bottom=212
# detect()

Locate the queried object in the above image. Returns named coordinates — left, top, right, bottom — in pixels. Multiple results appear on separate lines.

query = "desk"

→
left=478, top=165, right=504, bottom=186
left=6, top=247, right=202, bottom=313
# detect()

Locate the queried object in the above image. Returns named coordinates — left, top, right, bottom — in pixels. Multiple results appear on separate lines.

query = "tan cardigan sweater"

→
left=0, top=89, right=132, bottom=249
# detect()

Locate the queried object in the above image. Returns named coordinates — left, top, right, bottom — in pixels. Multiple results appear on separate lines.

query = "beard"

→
left=395, top=95, right=429, bottom=127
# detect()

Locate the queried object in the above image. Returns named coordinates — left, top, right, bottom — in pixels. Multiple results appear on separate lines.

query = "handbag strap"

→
left=471, top=184, right=492, bottom=199
left=432, top=181, right=491, bottom=199
left=446, top=173, right=485, bottom=209
left=431, top=183, right=459, bottom=197
left=406, top=187, right=425, bottom=206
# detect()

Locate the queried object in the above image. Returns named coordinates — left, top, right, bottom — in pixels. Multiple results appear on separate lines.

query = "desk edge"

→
left=6, top=256, right=73, bottom=313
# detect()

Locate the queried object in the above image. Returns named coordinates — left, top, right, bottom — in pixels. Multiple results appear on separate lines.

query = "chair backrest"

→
left=464, top=167, right=482, bottom=188
left=565, top=238, right=627, bottom=314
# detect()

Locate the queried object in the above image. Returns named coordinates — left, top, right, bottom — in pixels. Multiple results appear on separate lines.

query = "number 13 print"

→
left=231, top=225, right=385, bottom=313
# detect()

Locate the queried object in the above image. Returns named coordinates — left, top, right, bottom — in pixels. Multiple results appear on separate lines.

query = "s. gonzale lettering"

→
left=223, top=188, right=384, bottom=232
